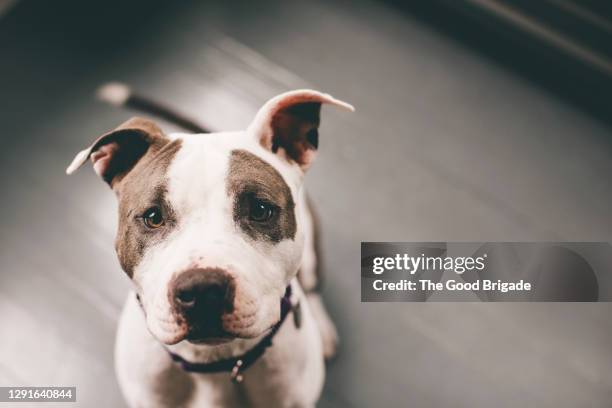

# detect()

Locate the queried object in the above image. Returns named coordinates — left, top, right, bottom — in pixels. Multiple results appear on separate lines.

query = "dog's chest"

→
left=187, top=374, right=246, bottom=407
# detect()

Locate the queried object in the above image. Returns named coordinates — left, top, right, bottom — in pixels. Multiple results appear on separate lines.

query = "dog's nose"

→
left=171, top=268, right=234, bottom=327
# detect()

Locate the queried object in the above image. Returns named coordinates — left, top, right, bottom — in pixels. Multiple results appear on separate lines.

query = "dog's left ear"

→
left=248, top=89, right=354, bottom=170
left=66, top=117, right=167, bottom=187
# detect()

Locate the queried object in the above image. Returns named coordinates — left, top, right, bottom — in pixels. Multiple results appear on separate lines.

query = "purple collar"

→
left=166, top=285, right=298, bottom=383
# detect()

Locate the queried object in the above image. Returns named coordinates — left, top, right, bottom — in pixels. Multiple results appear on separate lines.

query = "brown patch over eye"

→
left=226, top=149, right=296, bottom=243
left=115, top=139, right=183, bottom=278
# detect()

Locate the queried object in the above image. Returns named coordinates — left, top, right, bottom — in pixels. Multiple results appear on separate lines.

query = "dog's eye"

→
left=142, top=206, right=164, bottom=229
left=248, top=197, right=275, bottom=222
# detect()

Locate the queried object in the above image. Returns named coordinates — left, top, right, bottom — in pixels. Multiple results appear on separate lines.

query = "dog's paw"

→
left=306, top=293, right=339, bottom=360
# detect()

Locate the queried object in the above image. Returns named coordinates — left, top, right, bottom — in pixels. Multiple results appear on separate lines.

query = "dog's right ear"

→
left=66, top=117, right=167, bottom=187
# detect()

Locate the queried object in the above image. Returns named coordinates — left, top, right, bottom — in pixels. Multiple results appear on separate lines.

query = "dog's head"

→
left=67, top=90, right=353, bottom=345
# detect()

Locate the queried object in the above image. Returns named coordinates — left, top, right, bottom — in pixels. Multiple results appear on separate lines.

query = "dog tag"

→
left=293, top=301, right=302, bottom=329
left=230, top=360, right=244, bottom=384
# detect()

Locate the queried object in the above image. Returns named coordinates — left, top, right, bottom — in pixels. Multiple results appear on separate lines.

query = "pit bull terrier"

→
left=66, top=89, right=354, bottom=407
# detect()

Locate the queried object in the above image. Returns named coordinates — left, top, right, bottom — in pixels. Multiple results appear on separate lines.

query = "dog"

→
left=66, top=88, right=353, bottom=407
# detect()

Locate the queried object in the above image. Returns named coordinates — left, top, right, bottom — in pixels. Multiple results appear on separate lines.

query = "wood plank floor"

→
left=1, top=1, right=611, bottom=407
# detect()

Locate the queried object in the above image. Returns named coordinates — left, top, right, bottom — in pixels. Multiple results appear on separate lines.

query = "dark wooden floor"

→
left=1, top=1, right=611, bottom=407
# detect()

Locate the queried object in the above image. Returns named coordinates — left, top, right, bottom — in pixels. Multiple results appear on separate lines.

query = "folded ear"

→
left=66, top=117, right=167, bottom=186
left=248, top=89, right=354, bottom=170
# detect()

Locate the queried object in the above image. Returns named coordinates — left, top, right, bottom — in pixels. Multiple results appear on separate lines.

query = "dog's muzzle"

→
left=169, top=267, right=235, bottom=341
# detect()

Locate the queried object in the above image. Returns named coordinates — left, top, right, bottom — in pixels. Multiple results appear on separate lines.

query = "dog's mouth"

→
left=181, top=318, right=244, bottom=344
left=187, top=336, right=234, bottom=345
left=185, top=327, right=234, bottom=344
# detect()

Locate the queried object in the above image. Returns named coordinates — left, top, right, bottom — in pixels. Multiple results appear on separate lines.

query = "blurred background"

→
left=1, top=0, right=611, bottom=407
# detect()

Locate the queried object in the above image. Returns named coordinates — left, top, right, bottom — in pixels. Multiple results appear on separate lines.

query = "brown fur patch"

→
left=270, top=102, right=321, bottom=167
left=114, top=139, right=183, bottom=277
left=226, top=149, right=296, bottom=243
left=88, top=117, right=167, bottom=187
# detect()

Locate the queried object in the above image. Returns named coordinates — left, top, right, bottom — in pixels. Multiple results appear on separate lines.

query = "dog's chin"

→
left=184, top=325, right=239, bottom=345
left=153, top=330, right=233, bottom=346
left=185, top=324, right=271, bottom=344
left=187, top=336, right=234, bottom=345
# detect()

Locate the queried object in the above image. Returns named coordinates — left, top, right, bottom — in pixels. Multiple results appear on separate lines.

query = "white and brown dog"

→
left=67, top=89, right=353, bottom=407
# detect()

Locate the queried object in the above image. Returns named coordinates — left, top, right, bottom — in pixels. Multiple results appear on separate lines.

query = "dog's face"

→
left=67, top=90, right=352, bottom=345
